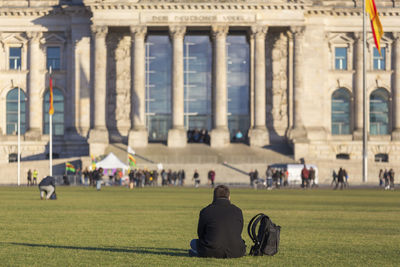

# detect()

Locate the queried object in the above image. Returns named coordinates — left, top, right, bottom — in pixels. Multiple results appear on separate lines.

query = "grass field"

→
left=0, top=186, right=399, bottom=267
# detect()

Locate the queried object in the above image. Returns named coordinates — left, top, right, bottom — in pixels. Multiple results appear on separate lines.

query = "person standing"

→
left=32, top=169, right=38, bottom=185
left=309, top=167, right=316, bottom=188
left=266, top=166, right=273, bottom=188
left=389, top=169, right=395, bottom=190
left=83, top=167, right=90, bottom=186
left=189, top=185, right=246, bottom=258
left=27, top=169, right=32, bottom=186
left=378, top=169, right=384, bottom=187
left=301, top=165, right=309, bottom=188
left=384, top=169, right=390, bottom=190
left=193, top=169, right=200, bottom=188
left=208, top=169, right=216, bottom=188
left=94, top=168, right=103, bottom=191
left=331, top=170, right=338, bottom=187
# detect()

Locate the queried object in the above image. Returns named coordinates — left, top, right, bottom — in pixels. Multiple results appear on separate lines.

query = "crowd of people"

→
left=249, top=168, right=289, bottom=189
left=187, top=129, right=210, bottom=144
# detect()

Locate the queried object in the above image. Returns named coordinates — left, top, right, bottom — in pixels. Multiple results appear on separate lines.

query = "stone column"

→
left=248, top=25, right=269, bottom=147
left=128, top=26, right=148, bottom=148
left=88, top=25, right=109, bottom=155
left=287, top=30, right=294, bottom=131
left=392, top=33, right=400, bottom=140
left=168, top=26, right=187, bottom=147
left=288, top=26, right=307, bottom=141
left=210, top=25, right=230, bottom=147
left=353, top=32, right=363, bottom=140
left=26, top=31, right=43, bottom=141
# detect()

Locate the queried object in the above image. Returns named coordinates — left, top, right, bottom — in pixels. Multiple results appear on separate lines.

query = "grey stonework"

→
left=0, top=0, right=400, bottom=168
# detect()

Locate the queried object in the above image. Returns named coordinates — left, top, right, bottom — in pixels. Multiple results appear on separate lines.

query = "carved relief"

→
left=266, top=31, right=288, bottom=137
left=106, top=32, right=131, bottom=137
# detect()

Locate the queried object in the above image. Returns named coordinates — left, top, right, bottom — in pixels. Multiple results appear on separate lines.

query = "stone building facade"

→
left=1, top=0, right=400, bottom=164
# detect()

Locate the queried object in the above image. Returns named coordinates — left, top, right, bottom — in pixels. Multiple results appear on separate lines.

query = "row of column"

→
left=89, top=24, right=306, bottom=149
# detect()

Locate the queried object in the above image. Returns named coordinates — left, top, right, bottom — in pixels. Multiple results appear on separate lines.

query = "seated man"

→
left=189, top=185, right=246, bottom=258
left=38, top=176, right=56, bottom=200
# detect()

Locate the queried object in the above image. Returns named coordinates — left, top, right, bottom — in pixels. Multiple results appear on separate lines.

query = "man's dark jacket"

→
left=197, top=198, right=246, bottom=258
left=38, top=176, right=56, bottom=187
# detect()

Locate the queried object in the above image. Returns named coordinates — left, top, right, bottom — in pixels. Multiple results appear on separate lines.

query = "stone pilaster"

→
left=168, top=25, right=187, bottom=147
left=210, top=25, right=230, bottom=148
left=287, top=30, right=294, bottom=132
left=392, top=33, right=400, bottom=140
left=128, top=25, right=148, bottom=148
left=26, top=31, right=43, bottom=141
left=248, top=25, right=269, bottom=147
left=88, top=25, right=109, bottom=155
left=287, top=26, right=307, bottom=141
left=353, top=32, right=364, bottom=140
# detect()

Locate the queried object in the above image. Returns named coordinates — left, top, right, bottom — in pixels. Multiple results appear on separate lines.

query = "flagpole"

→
left=49, top=66, right=53, bottom=176
left=362, top=0, right=368, bottom=183
left=17, top=67, right=21, bottom=186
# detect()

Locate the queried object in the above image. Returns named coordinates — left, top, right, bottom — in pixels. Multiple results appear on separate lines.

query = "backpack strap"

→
left=247, top=213, right=265, bottom=244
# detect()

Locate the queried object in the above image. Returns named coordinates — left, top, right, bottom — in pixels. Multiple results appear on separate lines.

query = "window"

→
left=335, top=47, right=347, bottom=70
left=43, top=88, right=64, bottom=135
left=370, top=88, right=389, bottom=135
left=336, top=153, right=350, bottom=160
left=375, top=153, right=388, bottom=162
left=227, top=35, right=250, bottom=142
left=184, top=35, right=212, bottom=131
left=373, top=47, right=386, bottom=70
left=46, top=47, right=61, bottom=70
left=6, top=88, right=27, bottom=135
left=9, top=47, right=21, bottom=70
left=145, top=35, right=172, bottom=142
left=331, top=88, right=351, bottom=135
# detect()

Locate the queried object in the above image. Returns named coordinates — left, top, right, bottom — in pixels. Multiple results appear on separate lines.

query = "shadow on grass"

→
left=8, top=242, right=188, bottom=257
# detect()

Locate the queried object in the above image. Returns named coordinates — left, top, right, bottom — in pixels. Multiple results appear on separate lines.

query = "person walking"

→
left=331, top=170, right=337, bottom=187
left=309, top=167, right=316, bottom=188
left=378, top=169, right=384, bottom=187
left=336, top=167, right=345, bottom=190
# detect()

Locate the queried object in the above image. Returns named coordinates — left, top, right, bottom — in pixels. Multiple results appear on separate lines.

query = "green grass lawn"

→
left=0, top=186, right=399, bottom=266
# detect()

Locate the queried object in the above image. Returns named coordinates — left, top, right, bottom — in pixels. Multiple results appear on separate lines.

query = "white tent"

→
left=95, top=152, right=129, bottom=170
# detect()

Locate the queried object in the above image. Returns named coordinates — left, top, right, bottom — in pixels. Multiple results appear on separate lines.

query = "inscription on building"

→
left=146, top=14, right=255, bottom=23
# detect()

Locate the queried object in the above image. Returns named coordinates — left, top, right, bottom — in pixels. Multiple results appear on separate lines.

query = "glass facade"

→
left=47, top=47, right=61, bottom=71
left=145, top=35, right=172, bottom=141
left=370, top=88, right=389, bottom=135
left=331, top=88, right=351, bottom=135
left=184, top=35, right=212, bottom=131
left=9, top=47, right=21, bottom=70
left=373, top=47, right=386, bottom=70
left=335, top=47, right=347, bottom=70
left=43, top=88, right=64, bottom=135
left=6, top=88, right=26, bottom=135
left=227, top=35, right=250, bottom=141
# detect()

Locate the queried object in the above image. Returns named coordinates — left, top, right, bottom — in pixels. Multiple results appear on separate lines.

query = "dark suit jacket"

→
left=197, top=198, right=246, bottom=258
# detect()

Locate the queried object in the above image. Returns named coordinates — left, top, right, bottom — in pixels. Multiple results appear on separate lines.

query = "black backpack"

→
left=248, top=213, right=281, bottom=256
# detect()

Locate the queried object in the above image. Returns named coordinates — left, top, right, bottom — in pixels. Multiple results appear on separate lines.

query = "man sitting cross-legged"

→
left=189, top=185, right=246, bottom=258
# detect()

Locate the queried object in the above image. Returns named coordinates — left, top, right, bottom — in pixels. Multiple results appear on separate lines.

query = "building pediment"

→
left=0, top=33, right=28, bottom=45
left=43, top=33, right=66, bottom=44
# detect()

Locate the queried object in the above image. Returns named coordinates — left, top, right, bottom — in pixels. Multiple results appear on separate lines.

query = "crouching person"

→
left=189, top=185, right=246, bottom=258
left=38, top=176, right=56, bottom=200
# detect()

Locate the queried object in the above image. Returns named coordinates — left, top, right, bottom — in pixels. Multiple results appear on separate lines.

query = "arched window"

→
left=370, top=88, right=389, bottom=135
left=331, top=88, right=351, bottom=135
left=6, top=88, right=27, bottom=135
left=43, top=88, right=64, bottom=135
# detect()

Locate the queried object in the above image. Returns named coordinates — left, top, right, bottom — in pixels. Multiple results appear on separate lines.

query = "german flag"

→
left=366, top=0, right=384, bottom=54
left=66, top=162, right=76, bottom=173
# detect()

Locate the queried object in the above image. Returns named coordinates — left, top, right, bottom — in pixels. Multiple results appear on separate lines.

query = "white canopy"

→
left=95, top=152, right=129, bottom=170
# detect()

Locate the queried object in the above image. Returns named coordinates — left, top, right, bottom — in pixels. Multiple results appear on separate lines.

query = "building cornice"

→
left=0, top=5, right=89, bottom=17
left=306, top=7, right=400, bottom=17
left=87, top=2, right=307, bottom=11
